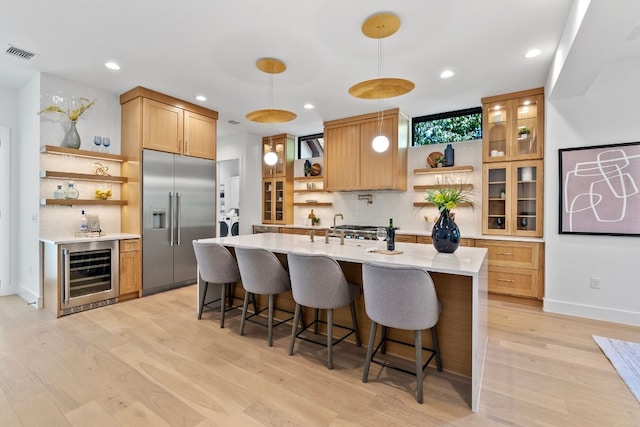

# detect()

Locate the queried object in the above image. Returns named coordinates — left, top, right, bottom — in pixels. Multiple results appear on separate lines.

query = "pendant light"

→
left=349, top=12, right=414, bottom=153
left=245, top=58, right=296, bottom=165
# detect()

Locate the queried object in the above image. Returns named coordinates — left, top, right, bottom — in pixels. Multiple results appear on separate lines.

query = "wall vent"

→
left=5, top=45, right=37, bottom=61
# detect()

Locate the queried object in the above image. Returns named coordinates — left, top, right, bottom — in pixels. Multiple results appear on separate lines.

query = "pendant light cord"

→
left=377, top=25, right=384, bottom=136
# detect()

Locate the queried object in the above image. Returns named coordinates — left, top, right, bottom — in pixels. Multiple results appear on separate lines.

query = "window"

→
left=298, top=133, right=324, bottom=159
left=412, top=107, right=482, bottom=146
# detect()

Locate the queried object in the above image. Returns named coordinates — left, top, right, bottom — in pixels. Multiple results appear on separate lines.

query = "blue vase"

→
left=444, top=143, right=454, bottom=167
left=432, top=209, right=460, bottom=253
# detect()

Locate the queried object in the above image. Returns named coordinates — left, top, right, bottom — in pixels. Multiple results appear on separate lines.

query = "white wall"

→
left=217, top=132, right=262, bottom=235
left=17, top=75, right=41, bottom=304
left=544, top=58, right=640, bottom=326
left=0, top=87, right=18, bottom=296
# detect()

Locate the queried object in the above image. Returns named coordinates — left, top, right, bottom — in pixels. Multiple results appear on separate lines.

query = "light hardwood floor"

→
left=1, top=286, right=638, bottom=426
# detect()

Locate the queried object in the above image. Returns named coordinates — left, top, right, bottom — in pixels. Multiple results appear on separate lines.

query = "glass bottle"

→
left=53, top=185, right=65, bottom=199
left=65, top=181, right=79, bottom=199
left=386, top=218, right=395, bottom=251
left=80, top=210, right=88, bottom=233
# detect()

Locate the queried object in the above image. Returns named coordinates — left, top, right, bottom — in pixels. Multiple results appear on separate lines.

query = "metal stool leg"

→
left=381, top=326, right=388, bottom=354
left=313, top=308, right=320, bottom=334
left=289, top=303, right=302, bottom=355
left=220, top=282, right=227, bottom=328
left=431, top=326, right=442, bottom=372
left=362, top=321, right=377, bottom=382
left=239, top=291, right=251, bottom=336
left=350, top=301, right=361, bottom=346
left=267, top=294, right=275, bottom=347
left=198, top=282, right=209, bottom=320
left=415, top=330, right=423, bottom=404
left=327, top=308, right=333, bottom=370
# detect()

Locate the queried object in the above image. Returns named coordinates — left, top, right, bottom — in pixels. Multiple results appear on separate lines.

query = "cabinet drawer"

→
left=475, top=240, right=540, bottom=269
left=120, top=239, right=141, bottom=253
left=253, top=225, right=280, bottom=234
left=488, top=266, right=540, bottom=298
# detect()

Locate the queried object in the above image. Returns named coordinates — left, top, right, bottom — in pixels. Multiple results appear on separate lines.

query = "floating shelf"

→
left=413, top=184, right=473, bottom=191
left=413, top=201, right=473, bottom=208
left=40, top=198, right=128, bottom=206
left=293, top=176, right=324, bottom=181
left=41, top=145, right=125, bottom=162
left=293, top=202, right=332, bottom=207
left=40, top=170, right=127, bottom=183
left=414, top=165, right=474, bottom=175
left=293, top=189, right=329, bottom=194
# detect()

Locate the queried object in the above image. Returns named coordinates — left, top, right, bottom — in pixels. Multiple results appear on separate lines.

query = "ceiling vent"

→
left=5, top=45, right=37, bottom=61
left=228, top=120, right=241, bottom=125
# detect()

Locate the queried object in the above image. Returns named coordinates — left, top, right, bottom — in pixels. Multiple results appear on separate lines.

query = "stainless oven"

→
left=58, top=240, right=119, bottom=316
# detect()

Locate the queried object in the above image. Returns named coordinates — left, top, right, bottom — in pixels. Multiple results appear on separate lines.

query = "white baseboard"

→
left=544, top=298, right=640, bottom=327
left=17, top=286, right=42, bottom=309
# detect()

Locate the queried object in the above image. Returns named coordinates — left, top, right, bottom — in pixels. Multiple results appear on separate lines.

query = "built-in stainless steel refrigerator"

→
left=142, top=149, right=216, bottom=296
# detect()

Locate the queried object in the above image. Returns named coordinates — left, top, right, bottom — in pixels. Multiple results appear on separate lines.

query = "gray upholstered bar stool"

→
left=287, top=253, right=361, bottom=370
left=361, top=263, right=443, bottom=404
left=192, top=240, right=242, bottom=328
left=235, top=247, right=294, bottom=347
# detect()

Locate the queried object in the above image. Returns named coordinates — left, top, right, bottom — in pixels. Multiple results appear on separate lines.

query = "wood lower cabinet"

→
left=280, top=227, right=328, bottom=235
left=416, top=236, right=475, bottom=247
left=324, top=108, right=408, bottom=191
left=119, top=239, right=141, bottom=300
left=474, top=239, right=544, bottom=299
left=121, top=86, right=218, bottom=160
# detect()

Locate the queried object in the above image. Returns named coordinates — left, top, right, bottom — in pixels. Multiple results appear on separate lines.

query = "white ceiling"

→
left=1, top=1, right=638, bottom=139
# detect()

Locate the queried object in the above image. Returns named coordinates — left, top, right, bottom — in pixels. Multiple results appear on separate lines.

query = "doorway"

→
left=217, top=159, right=240, bottom=237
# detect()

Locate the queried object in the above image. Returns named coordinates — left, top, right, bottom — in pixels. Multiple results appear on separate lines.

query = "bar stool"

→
left=235, top=247, right=294, bottom=347
left=287, top=253, right=361, bottom=370
left=361, top=262, right=443, bottom=404
left=192, top=240, right=242, bottom=328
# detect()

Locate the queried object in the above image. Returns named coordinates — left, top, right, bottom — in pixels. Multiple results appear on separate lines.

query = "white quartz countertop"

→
left=198, top=232, right=487, bottom=276
left=40, top=233, right=141, bottom=245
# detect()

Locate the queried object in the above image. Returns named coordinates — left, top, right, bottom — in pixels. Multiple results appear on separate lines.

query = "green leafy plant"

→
left=426, top=186, right=475, bottom=212
left=39, top=97, right=96, bottom=121
left=435, top=155, right=446, bottom=166
left=518, top=127, right=531, bottom=136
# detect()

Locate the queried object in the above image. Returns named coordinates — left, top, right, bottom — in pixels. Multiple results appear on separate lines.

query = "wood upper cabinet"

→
left=121, top=86, right=218, bottom=160
left=262, top=134, right=294, bottom=224
left=324, top=108, right=408, bottom=191
left=482, top=88, right=544, bottom=163
left=262, top=134, right=295, bottom=178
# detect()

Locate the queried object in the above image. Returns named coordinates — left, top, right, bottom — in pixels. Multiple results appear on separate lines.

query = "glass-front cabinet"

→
left=483, top=88, right=544, bottom=163
left=483, top=160, right=543, bottom=237
left=262, top=134, right=295, bottom=178
left=262, top=178, right=290, bottom=224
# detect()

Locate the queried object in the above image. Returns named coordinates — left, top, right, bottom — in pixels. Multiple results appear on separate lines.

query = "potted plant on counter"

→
left=425, top=186, right=475, bottom=253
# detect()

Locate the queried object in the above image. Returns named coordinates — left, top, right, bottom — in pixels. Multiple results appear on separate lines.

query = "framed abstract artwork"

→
left=559, top=141, right=640, bottom=236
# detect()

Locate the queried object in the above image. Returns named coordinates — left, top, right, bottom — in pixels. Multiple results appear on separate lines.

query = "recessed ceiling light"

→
left=524, top=49, right=541, bottom=59
left=440, top=70, right=455, bottom=79
left=196, top=95, right=206, bottom=102
left=304, top=103, right=314, bottom=109
left=105, top=62, right=120, bottom=70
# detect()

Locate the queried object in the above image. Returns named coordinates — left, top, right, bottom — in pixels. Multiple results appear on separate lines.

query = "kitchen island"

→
left=195, top=232, right=488, bottom=412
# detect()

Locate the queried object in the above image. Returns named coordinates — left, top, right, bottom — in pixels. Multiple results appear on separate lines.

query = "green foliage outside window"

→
left=413, top=108, right=482, bottom=146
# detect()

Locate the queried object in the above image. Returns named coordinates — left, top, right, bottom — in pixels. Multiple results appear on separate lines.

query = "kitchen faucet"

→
left=333, top=213, right=344, bottom=231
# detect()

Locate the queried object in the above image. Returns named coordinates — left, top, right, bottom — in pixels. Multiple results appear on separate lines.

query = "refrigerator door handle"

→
left=176, top=192, right=182, bottom=245
left=169, top=192, right=175, bottom=247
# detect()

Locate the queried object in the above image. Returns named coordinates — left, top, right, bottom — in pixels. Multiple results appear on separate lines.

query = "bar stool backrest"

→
left=235, top=247, right=291, bottom=295
left=362, top=263, right=439, bottom=331
left=192, top=241, right=241, bottom=284
left=287, top=253, right=353, bottom=309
